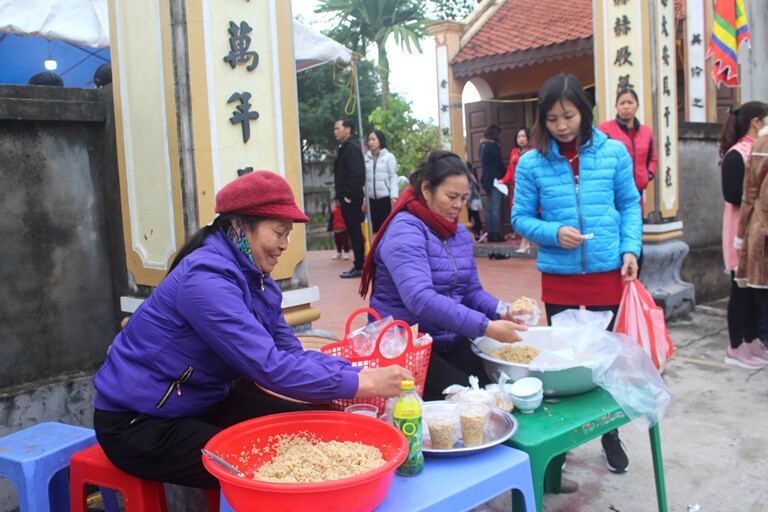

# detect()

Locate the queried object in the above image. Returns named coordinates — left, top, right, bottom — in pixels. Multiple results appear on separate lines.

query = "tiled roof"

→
left=454, top=0, right=592, bottom=64
left=452, top=0, right=685, bottom=78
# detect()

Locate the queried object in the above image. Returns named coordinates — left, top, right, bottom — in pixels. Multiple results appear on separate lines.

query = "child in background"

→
left=328, top=200, right=351, bottom=260
left=467, top=162, right=486, bottom=241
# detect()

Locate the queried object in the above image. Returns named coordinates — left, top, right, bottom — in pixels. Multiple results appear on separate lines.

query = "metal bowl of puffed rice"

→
left=471, top=327, right=597, bottom=397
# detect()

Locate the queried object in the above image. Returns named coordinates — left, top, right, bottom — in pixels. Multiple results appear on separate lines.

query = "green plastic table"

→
left=504, top=387, right=667, bottom=512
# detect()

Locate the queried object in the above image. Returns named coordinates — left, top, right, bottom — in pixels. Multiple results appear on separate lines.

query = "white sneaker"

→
left=343, top=253, right=350, bottom=260
left=724, top=343, right=765, bottom=369
left=746, top=339, right=768, bottom=363
left=331, top=253, right=342, bottom=260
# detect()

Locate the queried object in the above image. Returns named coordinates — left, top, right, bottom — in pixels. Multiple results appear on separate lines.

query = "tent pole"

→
left=353, top=56, right=374, bottom=252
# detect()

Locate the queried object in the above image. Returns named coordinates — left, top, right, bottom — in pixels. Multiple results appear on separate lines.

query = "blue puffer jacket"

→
left=511, top=128, right=642, bottom=274
left=369, top=211, right=501, bottom=352
left=94, top=230, right=358, bottom=418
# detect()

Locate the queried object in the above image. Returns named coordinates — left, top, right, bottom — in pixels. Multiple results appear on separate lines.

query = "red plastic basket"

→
left=321, top=308, right=432, bottom=412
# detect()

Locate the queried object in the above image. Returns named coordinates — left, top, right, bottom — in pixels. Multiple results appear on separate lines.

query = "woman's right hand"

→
left=484, top=320, right=526, bottom=343
left=355, top=366, right=413, bottom=398
left=557, top=226, right=586, bottom=249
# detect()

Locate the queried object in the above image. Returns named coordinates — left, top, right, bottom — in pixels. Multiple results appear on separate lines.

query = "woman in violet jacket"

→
left=359, top=150, right=527, bottom=401
left=93, top=171, right=412, bottom=489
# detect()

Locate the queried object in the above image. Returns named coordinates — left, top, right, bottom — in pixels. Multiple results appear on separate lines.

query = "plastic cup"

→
left=344, top=403, right=379, bottom=418
left=457, top=403, right=490, bottom=447
left=425, top=407, right=456, bottom=450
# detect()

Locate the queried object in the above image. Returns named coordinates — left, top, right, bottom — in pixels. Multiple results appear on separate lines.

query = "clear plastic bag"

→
left=442, top=375, right=497, bottom=407
left=347, top=315, right=395, bottom=356
left=540, top=309, right=673, bottom=430
left=508, top=296, right=541, bottom=326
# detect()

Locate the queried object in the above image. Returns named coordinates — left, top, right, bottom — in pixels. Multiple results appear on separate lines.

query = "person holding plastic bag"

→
left=359, top=150, right=527, bottom=401
left=512, top=74, right=642, bottom=475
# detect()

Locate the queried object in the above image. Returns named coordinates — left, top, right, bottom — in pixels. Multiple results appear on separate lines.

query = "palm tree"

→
left=315, top=0, right=429, bottom=109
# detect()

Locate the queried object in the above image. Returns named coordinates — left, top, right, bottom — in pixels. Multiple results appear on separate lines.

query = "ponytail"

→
left=718, top=101, right=768, bottom=156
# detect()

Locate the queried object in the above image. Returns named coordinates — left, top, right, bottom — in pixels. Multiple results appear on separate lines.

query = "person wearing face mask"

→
left=364, top=129, right=399, bottom=233
left=512, top=74, right=642, bottom=478
left=92, top=171, right=412, bottom=490
left=359, top=150, right=528, bottom=401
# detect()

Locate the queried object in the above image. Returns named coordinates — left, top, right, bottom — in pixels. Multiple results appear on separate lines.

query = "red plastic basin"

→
left=202, top=411, right=408, bottom=512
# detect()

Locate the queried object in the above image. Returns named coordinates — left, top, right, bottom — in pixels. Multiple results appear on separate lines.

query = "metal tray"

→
left=421, top=401, right=518, bottom=457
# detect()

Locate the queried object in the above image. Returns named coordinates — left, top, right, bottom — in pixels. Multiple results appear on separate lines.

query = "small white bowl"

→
left=511, top=391, right=543, bottom=414
left=509, top=377, right=543, bottom=399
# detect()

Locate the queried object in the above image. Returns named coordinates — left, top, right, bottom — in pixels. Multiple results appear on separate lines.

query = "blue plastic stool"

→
left=0, top=422, right=98, bottom=512
left=219, top=490, right=235, bottom=512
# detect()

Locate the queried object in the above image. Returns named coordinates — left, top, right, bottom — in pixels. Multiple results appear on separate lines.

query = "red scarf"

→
left=359, top=187, right=458, bottom=298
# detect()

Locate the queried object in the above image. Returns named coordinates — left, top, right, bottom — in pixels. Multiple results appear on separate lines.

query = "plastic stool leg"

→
left=649, top=424, right=668, bottom=512
left=100, top=487, right=121, bottom=512
left=219, top=490, right=236, bottom=512
left=49, top=469, right=70, bottom=511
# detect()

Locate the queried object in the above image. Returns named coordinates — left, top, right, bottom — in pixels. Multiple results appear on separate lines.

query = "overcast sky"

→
left=292, top=1, right=448, bottom=122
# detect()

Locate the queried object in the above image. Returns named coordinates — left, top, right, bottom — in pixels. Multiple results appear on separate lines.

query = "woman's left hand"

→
left=621, top=253, right=638, bottom=281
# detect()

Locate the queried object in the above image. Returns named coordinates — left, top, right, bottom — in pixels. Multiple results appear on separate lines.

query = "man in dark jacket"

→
left=333, top=118, right=366, bottom=278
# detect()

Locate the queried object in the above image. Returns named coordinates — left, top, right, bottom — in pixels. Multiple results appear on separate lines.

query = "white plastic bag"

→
left=347, top=315, right=394, bottom=356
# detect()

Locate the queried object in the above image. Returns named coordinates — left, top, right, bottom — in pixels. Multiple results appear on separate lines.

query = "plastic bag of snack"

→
left=442, top=375, right=496, bottom=407
left=483, top=372, right=514, bottom=412
left=508, top=296, right=541, bottom=326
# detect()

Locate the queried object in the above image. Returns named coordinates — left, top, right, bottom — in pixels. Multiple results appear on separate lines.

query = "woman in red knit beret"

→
left=93, top=170, right=412, bottom=489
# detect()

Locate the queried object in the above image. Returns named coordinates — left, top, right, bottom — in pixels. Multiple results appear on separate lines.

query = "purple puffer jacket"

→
left=94, top=230, right=359, bottom=418
left=369, top=211, right=501, bottom=352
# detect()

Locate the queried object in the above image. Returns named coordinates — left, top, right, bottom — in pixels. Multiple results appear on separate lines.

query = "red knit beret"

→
left=215, top=170, right=310, bottom=223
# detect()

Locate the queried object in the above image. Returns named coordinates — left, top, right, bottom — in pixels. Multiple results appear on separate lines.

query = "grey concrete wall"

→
left=0, top=84, right=125, bottom=510
left=676, top=122, right=730, bottom=303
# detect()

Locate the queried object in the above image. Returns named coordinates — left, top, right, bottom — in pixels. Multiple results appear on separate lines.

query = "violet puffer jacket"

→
left=369, top=211, right=501, bottom=352
left=94, top=230, right=359, bottom=418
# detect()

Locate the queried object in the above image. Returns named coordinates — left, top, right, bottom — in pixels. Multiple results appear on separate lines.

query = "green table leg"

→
left=649, top=424, right=668, bottom=512
left=512, top=453, right=551, bottom=512
left=543, top=453, right=565, bottom=494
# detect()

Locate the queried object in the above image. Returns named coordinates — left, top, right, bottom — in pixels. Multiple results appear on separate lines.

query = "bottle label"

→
left=394, top=415, right=424, bottom=476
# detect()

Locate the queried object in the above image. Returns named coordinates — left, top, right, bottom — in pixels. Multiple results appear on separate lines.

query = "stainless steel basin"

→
left=471, top=326, right=597, bottom=397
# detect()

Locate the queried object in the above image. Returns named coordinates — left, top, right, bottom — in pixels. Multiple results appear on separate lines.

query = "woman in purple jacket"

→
left=93, top=171, right=411, bottom=489
left=360, top=151, right=526, bottom=401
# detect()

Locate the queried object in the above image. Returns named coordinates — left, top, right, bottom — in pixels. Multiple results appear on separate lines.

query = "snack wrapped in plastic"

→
left=508, top=296, right=541, bottom=326
left=442, top=375, right=496, bottom=407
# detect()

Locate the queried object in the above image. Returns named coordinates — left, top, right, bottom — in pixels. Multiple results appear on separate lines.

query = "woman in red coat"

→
left=501, top=127, right=533, bottom=253
left=597, top=88, right=657, bottom=207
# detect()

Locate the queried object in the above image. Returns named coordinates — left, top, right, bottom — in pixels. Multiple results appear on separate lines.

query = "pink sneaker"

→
left=746, top=339, right=768, bottom=363
left=724, top=343, right=765, bottom=369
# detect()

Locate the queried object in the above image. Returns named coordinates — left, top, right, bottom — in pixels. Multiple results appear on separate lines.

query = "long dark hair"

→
left=718, top=101, right=768, bottom=156
left=530, top=73, right=594, bottom=156
left=168, top=214, right=264, bottom=273
left=409, top=150, right=471, bottom=198
left=371, top=129, right=388, bottom=150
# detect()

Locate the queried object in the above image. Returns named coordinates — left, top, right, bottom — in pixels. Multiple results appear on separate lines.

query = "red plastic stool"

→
left=69, top=444, right=168, bottom=512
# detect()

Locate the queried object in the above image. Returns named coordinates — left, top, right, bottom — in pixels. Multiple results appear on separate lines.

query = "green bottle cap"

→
left=401, top=380, right=414, bottom=390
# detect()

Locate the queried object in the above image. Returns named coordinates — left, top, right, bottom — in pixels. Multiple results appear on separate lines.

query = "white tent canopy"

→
left=0, top=1, right=352, bottom=70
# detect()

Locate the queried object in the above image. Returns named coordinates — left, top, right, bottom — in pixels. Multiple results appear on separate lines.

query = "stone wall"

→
left=676, top=122, right=730, bottom=303
left=0, top=84, right=124, bottom=510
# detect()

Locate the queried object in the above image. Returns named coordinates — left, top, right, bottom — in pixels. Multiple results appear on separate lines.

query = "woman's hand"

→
left=355, top=365, right=413, bottom=398
left=621, top=253, right=638, bottom=281
left=557, top=226, right=586, bottom=249
left=484, top=320, right=527, bottom=344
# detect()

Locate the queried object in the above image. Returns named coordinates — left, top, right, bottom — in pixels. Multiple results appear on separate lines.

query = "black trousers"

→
left=94, top=382, right=314, bottom=489
left=423, top=340, right=491, bottom=401
left=369, top=196, right=393, bottom=233
left=467, top=207, right=483, bottom=235
left=339, top=198, right=365, bottom=270
left=727, top=271, right=767, bottom=348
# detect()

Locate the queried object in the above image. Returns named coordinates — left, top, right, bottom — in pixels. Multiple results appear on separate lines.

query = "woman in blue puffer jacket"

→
left=512, top=73, right=642, bottom=475
left=360, top=150, right=527, bottom=400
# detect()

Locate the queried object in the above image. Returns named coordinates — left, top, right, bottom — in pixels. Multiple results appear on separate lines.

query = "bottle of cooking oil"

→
left=393, top=380, right=424, bottom=476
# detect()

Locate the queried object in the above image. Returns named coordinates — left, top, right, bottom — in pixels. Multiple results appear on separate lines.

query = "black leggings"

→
left=545, top=303, right=620, bottom=331
left=94, top=382, right=315, bottom=489
left=423, top=340, right=491, bottom=401
left=727, top=271, right=767, bottom=348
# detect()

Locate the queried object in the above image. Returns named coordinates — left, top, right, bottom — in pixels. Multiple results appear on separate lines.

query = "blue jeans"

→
left=485, top=187, right=502, bottom=235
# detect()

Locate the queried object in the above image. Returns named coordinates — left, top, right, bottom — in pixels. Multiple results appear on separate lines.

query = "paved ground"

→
left=306, top=247, right=768, bottom=512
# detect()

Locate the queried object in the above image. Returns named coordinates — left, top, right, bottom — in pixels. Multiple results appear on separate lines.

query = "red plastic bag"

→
left=614, top=280, right=674, bottom=371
